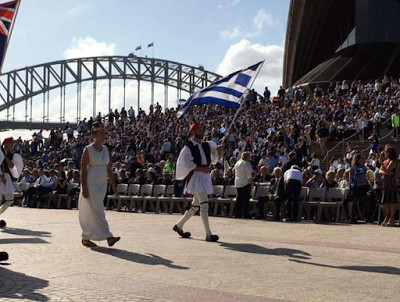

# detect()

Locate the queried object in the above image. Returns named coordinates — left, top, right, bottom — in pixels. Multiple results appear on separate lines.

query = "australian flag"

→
left=177, top=61, right=264, bottom=118
left=0, top=0, right=20, bottom=73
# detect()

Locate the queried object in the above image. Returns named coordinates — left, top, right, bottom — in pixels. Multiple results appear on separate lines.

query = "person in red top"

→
left=379, top=146, right=398, bottom=226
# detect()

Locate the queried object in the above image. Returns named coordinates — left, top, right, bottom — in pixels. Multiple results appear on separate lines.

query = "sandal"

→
left=82, top=239, right=97, bottom=247
left=107, top=237, right=121, bottom=247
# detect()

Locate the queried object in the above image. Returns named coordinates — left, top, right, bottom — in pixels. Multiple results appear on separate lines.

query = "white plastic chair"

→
left=214, top=185, right=237, bottom=217
left=106, top=183, right=128, bottom=209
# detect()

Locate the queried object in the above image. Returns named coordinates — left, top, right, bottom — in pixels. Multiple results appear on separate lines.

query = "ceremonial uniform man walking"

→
left=173, top=122, right=224, bottom=242
left=0, top=137, right=24, bottom=227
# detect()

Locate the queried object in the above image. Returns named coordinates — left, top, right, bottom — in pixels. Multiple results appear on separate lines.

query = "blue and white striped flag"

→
left=177, top=61, right=264, bottom=118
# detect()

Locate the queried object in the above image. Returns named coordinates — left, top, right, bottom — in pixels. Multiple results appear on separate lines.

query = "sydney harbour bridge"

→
left=0, top=55, right=222, bottom=130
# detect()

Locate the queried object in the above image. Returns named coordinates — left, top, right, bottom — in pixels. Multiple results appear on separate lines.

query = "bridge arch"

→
left=0, top=55, right=221, bottom=123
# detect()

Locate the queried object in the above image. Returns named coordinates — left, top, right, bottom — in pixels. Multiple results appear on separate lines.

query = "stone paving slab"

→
left=0, top=207, right=399, bottom=301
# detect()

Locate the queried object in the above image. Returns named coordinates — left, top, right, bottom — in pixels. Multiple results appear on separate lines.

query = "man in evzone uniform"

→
left=0, top=137, right=24, bottom=228
left=173, top=122, right=224, bottom=242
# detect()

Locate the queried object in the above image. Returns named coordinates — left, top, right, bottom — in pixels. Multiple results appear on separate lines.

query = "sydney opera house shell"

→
left=283, top=0, right=400, bottom=88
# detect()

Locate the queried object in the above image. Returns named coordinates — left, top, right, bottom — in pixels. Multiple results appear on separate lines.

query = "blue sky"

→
left=0, top=0, right=290, bottom=129
left=5, top=0, right=289, bottom=72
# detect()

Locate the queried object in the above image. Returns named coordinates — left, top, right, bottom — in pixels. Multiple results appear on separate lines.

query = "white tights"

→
left=176, top=192, right=212, bottom=236
left=0, top=193, right=14, bottom=215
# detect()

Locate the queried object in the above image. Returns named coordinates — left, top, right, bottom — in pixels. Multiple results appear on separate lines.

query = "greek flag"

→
left=177, top=61, right=264, bottom=118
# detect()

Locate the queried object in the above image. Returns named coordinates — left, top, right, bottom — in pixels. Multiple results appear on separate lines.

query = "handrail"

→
left=361, top=127, right=395, bottom=154
left=320, top=129, right=362, bottom=164
left=320, top=115, right=392, bottom=164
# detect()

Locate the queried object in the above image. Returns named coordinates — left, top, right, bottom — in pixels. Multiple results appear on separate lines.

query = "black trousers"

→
left=258, top=196, right=282, bottom=220
left=351, top=186, right=368, bottom=221
left=24, top=187, right=38, bottom=207
left=235, top=184, right=251, bottom=218
left=285, top=179, right=301, bottom=221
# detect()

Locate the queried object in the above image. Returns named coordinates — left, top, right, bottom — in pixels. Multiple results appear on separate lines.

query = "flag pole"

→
left=222, top=60, right=265, bottom=143
left=0, top=0, right=21, bottom=74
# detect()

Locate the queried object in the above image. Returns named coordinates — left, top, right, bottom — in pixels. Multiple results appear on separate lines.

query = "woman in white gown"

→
left=79, top=122, right=120, bottom=247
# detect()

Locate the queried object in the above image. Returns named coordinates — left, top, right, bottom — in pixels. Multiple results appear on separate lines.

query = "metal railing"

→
left=361, top=127, right=395, bottom=155
left=320, top=116, right=393, bottom=165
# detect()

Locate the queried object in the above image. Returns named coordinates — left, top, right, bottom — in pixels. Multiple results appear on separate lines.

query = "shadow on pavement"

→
left=219, top=242, right=312, bottom=259
left=290, top=259, right=400, bottom=275
left=0, top=266, right=49, bottom=301
left=0, top=238, right=49, bottom=244
left=2, top=227, right=51, bottom=237
left=91, top=246, right=189, bottom=270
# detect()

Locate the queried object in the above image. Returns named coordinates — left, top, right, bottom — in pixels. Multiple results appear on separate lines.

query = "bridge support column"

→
left=123, top=78, right=126, bottom=109
left=151, top=82, right=154, bottom=106
left=25, top=99, right=27, bottom=123
left=137, top=79, right=140, bottom=113
left=60, top=87, right=62, bottom=123
left=42, top=92, right=46, bottom=123
left=46, top=91, right=50, bottom=123
left=164, top=85, right=168, bottom=111
left=30, top=74, right=33, bottom=123
left=93, top=80, right=96, bottom=119
left=30, top=97, right=32, bottom=123
left=108, top=78, right=112, bottom=114
left=77, top=82, right=82, bottom=123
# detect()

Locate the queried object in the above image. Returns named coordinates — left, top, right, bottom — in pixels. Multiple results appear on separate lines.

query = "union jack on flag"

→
left=0, top=0, right=19, bottom=72
left=0, top=0, right=18, bottom=36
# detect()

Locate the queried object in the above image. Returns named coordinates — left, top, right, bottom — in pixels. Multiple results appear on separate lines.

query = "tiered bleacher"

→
left=10, top=76, right=400, bottom=225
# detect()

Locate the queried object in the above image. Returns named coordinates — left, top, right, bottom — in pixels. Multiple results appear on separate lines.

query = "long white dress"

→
left=79, top=144, right=113, bottom=241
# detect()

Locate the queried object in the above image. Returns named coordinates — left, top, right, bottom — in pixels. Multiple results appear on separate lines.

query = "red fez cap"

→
left=189, top=122, right=202, bottom=133
left=3, top=137, right=14, bottom=144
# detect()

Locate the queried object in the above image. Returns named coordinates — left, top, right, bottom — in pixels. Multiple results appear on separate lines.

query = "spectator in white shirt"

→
left=37, top=169, right=58, bottom=207
left=233, top=152, right=254, bottom=219
left=24, top=169, right=48, bottom=207
left=283, top=165, right=303, bottom=222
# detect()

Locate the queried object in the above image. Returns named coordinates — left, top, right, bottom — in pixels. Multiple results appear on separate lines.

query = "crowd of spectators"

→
left=9, top=76, right=400, bottom=223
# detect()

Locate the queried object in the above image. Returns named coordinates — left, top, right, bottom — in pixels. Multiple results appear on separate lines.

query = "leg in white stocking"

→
left=198, top=192, right=212, bottom=236
left=0, top=193, right=13, bottom=215
left=176, top=194, right=199, bottom=230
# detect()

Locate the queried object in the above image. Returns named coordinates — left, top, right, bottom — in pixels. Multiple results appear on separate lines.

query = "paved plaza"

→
left=0, top=208, right=399, bottom=301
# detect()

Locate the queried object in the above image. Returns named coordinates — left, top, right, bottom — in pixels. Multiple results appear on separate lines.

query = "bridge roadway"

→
left=0, top=121, right=68, bottom=131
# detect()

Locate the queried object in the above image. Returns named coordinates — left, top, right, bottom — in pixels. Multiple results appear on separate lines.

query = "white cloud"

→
left=247, top=9, right=274, bottom=37
left=63, top=37, right=116, bottom=59
left=217, top=39, right=283, bottom=96
left=67, top=4, right=89, bottom=16
left=219, top=9, right=276, bottom=41
left=231, top=0, right=240, bottom=6
left=220, top=26, right=242, bottom=39
left=218, top=0, right=240, bottom=9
